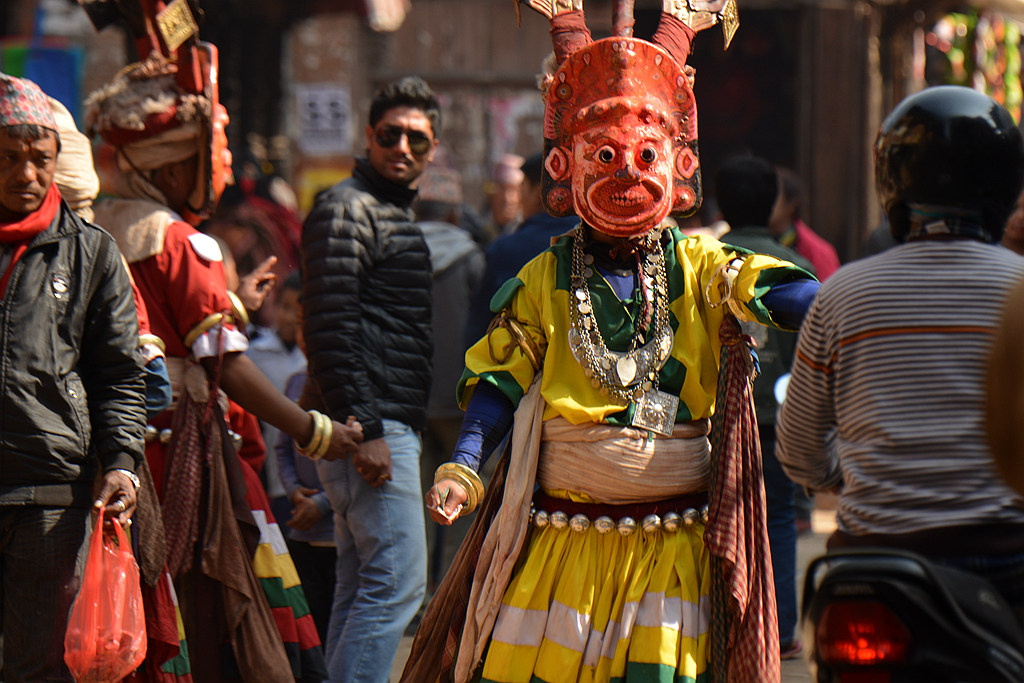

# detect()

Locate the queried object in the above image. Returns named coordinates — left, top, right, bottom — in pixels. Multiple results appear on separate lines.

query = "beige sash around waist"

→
left=538, top=417, right=711, bottom=504
left=163, top=356, right=226, bottom=412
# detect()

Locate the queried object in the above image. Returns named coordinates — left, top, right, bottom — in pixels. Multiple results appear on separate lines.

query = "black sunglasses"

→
left=375, top=125, right=434, bottom=156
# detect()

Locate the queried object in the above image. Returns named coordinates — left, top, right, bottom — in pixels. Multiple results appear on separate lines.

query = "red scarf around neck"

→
left=0, top=183, right=61, bottom=297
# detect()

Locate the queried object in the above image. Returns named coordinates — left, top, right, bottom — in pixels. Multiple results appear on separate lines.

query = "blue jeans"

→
left=0, top=506, right=90, bottom=682
left=317, top=419, right=427, bottom=683
left=760, top=424, right=798, bottom=646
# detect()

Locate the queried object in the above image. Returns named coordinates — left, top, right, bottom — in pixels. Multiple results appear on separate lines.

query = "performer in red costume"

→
left=84, top=35, right=361, bottom=683
left=403, top=2, right=819, bottom=682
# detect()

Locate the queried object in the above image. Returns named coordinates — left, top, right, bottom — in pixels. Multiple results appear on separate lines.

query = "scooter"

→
left=800, top=548, right=1024, bottom=683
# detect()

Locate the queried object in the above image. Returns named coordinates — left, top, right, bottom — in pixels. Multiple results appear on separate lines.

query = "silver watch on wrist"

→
left=115, top=468, right=141, bottom=490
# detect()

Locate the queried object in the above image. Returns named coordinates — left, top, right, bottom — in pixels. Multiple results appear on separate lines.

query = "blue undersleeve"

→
left=761, top=278, right=821, bottom=329
left=451, top=382, right=516, bottom=472
left=144, top=356, right=172, bottom=418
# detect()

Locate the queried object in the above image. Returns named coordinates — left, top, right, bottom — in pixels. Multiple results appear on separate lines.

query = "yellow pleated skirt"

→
left=479, top=506, right=711, bottom=683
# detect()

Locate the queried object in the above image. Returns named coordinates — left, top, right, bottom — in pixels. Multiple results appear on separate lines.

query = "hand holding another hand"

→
left=321, top=416, right=363, bottom=461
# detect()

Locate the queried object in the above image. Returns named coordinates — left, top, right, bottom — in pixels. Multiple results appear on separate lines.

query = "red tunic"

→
left=129, top=220, right=237, bottom=360
left=130, top=220, right=247, bottom=493
left=126, top=216, right=325, bottom=680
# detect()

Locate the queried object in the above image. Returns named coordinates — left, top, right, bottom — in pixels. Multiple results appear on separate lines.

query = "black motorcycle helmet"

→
left=875, top=85, right=1024, bottom=243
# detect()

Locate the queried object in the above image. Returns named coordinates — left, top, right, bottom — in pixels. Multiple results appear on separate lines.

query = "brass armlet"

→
left=485, top=310, right=543, bottom=372
left=704, top=257, right=750, bottom=320
left=434, top=462, right=485, bottom=514
left=139, top=334, right=166, bottom=352
left=227, top=290, right=251, bottom=328
left=183, top=312, right=236, bottom=349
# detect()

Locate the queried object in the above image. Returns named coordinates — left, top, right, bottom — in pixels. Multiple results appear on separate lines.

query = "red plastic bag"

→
left=64, top=510, right=147, bottom=683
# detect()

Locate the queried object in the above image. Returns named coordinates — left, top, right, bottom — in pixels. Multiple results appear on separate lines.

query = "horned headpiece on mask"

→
left=526, top=0, right=738, bottom=238
left=79, top=0, right=230, bottom=225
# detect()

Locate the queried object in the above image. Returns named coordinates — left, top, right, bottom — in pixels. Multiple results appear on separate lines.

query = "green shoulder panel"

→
left=489, top=277, right=526, bottom=313
left=456, top=368, right=526, bottom=408
left=549, top=232, right=575, bottom=292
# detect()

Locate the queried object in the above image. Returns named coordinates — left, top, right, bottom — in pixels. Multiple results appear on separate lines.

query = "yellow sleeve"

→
left=457, top=257, right=551, bottom=409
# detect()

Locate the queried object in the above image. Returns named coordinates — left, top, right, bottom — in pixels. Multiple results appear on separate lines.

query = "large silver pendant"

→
left=631, top=389, right=679, bottom=437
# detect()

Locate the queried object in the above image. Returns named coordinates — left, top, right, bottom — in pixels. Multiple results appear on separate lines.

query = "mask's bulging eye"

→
left=639, top=147, right=657, bottom=164
left=597, top=146, right=616, bottom=164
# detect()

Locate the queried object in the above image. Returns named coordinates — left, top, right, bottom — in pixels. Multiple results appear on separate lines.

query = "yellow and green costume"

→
left=455, top=225, right=809, bottom=683
left=459, top=227, right=806, bottom=423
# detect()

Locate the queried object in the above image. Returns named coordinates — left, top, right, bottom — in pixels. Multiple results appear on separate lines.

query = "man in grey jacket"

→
left=300, top=75, right=439, bottom=682
left=0, top=73, right=146, bottom=682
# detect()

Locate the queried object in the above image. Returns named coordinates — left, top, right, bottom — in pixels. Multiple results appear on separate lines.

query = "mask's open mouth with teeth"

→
left=586, top=177, right=666, bottom=226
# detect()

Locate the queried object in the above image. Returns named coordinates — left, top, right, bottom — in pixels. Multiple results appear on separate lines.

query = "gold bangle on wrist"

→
left=296, top=410, right=325, bottom=456
left=312, top=413, right=333, bottom=460
left=434, top=462, right=485, bottom=514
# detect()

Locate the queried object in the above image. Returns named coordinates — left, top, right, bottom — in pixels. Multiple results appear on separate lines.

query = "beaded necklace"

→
left=567, top=226, right=679, bottom=435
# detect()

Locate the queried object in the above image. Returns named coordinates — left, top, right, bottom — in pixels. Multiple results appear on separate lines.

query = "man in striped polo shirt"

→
left=777, top=85, right=1024, bottom=621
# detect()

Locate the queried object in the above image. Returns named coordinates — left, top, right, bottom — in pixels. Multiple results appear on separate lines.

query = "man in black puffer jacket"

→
left=0, top=73, right=146, bottom=682
left=300, top=75, right=439, bottom=683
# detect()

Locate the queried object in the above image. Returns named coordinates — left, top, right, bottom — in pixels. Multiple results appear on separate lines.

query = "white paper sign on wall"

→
left=296, top=84, right=352, bottom=156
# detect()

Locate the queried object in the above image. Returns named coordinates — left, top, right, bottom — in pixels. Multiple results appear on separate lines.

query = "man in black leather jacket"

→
left=0, top=73, right=146, bottom=682
left=300, top=75, right=439, bottom=682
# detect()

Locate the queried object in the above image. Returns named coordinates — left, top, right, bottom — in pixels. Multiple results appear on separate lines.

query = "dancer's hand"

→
left=235, top=255, right=278, bottom=312
left=425, top=480, right=468, bottom=526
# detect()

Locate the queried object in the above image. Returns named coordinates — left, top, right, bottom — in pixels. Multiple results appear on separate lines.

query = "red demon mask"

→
left=542, top=38, right=700, bottom=238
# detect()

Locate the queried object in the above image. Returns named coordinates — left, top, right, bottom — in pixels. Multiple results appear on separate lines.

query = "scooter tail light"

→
left=816, top=600, right=912, bottom=667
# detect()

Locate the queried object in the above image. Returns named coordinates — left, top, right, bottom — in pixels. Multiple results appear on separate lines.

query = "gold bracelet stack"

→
left=434, top=462, right=485, bottom=514
left=295, top=410, right=333, bottom=460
